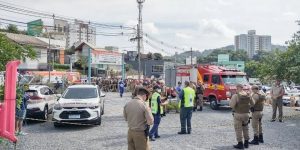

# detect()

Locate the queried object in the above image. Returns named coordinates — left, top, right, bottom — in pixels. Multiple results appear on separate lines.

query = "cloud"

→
left=175, top=33, right=193, bottom=39
left=217, top=0, right=233, bottom=6
left=199, top=19, right=236, bottom=38
left=143, top=22, right=159, bottom=34
left=283, top=12, right=297, bottom=18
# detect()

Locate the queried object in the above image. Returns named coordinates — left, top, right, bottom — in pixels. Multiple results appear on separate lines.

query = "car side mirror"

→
left=100, top=93, right=106, bottom=97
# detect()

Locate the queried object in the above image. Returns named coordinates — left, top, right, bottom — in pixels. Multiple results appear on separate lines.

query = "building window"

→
left=152, top=65, right=163, bottom=73
left=36, top=49, right=41, bottom=58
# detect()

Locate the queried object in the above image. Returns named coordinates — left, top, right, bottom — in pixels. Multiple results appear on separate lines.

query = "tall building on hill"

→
left=234, top=30, right=271, bottom=58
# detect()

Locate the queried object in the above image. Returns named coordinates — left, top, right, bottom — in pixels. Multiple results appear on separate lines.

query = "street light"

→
left=136, top=0, right=145, bottom=81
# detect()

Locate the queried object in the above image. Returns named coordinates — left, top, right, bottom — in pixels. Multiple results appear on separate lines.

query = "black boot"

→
left=193, top=107, right=196, bottom=112
left=259, top=134, right=264, bottom=143
left=249, top=136, right=259, bottom=145
left=177, top=131, right=186, bottom=134
left=244, top=140, right=249, bottom=148
left=198, top=106, right=203, bottom=111
left=233, top=142, right=244, bottom=149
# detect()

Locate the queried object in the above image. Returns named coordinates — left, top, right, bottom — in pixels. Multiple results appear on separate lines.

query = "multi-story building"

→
left=234, top=30, right=271, bottom=58
left=67, top=20, right=96, bottom=48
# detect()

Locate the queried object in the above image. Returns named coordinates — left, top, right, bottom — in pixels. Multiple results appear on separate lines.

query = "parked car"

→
left=26, top=85, right=57, bottom=120
left=52, top=84, right=105, bottom=127
left=282, top=90, right=300, bottom=106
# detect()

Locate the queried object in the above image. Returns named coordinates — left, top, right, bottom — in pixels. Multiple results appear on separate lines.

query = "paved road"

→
left=1, top=92, right=300, bottom=150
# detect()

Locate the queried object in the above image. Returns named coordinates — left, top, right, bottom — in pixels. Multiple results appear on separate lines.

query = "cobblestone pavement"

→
left=1, top=92, right=300, bottom=150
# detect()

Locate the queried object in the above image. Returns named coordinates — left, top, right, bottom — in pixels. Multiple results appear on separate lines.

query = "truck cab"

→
left=174, top=65, right=250, bottom=110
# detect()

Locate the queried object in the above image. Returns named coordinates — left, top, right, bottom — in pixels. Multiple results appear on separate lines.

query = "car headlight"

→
left=89, top=105, right=99, bottom=109
left=226, top=91, right=231, bottom=97
left=54, top=104, right=62, bottom=110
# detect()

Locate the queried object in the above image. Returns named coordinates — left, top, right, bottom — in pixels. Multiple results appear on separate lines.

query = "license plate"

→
left=69, top=114, right=80, bottom=119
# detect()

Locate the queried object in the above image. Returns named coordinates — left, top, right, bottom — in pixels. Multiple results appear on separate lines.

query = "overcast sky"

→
left=1, top=0, right=300, bottom=55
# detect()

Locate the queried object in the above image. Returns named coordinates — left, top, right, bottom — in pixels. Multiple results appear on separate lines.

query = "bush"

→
left=167, top=101, right=179, bottom=112
left=53, top=63, right=70, bottom=70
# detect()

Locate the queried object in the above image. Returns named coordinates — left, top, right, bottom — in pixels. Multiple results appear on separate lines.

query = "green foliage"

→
left=54, top=63, right=69, bottom=70
left=153, top=53, right=163, bottom=60
left=0, top=85, right=4, bottom=102
left=125, top=64, right=132, bottom=72
left=146, top=52, right=153, bottom=60
left=6, top=24, right=19, bottom=34
left=167, top=102, right=179, bottom=111
left=0, top=33, right=37, bottom=71
left=197, top=49, right=249, bottom=64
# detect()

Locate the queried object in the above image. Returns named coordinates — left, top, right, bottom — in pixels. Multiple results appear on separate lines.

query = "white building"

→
left=74, top=42, right=122, bottom=77
left=67, top=20, right=96, bottom=48
left=234, top=30, right=271, bottom=58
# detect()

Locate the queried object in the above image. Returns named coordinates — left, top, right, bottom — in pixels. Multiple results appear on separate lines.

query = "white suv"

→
left=26, top=85, right=57, bottom=120
left=52, top=84, right=105, bottom=127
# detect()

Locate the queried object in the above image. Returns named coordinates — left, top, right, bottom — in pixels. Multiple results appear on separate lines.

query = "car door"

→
left=211, top=74, right=222, bottom=100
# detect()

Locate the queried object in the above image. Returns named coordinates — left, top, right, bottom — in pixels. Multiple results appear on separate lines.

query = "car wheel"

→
left=95, top=115, right=102, bottom=126
left=209, top=97, right=219, bottom=110
left=54, top=122, right=61, bottom=128
left=41, top=106, right=48, bottom=121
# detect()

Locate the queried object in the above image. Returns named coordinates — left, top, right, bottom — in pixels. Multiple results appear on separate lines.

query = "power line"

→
left=0, top=18, right=135, bottom=36
left=144, top=33, right=187, bottom=52
left=0, top=2, right=135, bottom=30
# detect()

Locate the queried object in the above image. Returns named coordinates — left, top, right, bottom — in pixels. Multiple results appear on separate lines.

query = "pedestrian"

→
left=15, top=84, right=30, bottom=136
left=149, top=85, right=166, bottom=141
left=178, top=81, right=195, bottom=134
left=195, top=81, right=205, bottom=111
left=270, top=80, right=285, bottom=122
left=290, top=94, right=296, bottom=109
left=124, top=87, right=154, bottom=150
left=230, top=83, right=254, bottom=149
left=249, top=85, right=265, bottom=145
left=119, top=79, right=125, bottom=98
left=159, top=80, right=168, bottom=116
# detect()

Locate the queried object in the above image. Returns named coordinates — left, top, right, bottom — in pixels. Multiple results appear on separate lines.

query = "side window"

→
left=203, top=75, right=209, bottom=83
left=212, top=75, right=220, bottom=84
left=48, top=88, right=54, bottom=95
left=42, top=87, right=50, bottom=95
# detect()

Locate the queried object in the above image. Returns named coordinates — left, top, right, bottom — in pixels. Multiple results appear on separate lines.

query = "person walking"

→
left=119, top=79, right=125, bottom=98
left=124, top=87, right=154, bottom=150
left=149, top=85, right=166, bottom=141
left=178, top=81, right=195, bottom=134
left=15, top=84, right=30, bottom=136
left=290, top=94, right=296, bottom=109
left=249, top=85, right=265, bottom=145
left=270, top=80, right=285, bottom=122
left=230, top=84, right=254, bottom=149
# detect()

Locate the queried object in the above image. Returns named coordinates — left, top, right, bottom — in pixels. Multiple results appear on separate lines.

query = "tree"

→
left=146, top=52, right=153, bottom=60
left=75, top=54, right=88, bottom=74
left=0, top=33, right=37, bottom=70
left=6, top=24, right=20, bottom=34
left=153, top=53, right=163, bottom=60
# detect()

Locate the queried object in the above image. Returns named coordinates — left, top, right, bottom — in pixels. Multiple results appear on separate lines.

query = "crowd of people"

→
left=123, top=79, right=289, bottom=150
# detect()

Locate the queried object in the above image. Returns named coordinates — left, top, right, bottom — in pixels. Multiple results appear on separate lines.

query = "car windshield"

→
left=221, top=75, right=249, bottom=85
left=62, top=88, right=98, bottom=99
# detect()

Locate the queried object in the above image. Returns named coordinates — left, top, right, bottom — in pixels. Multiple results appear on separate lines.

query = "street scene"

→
left=2, top=92, right=300, bottom=150
left=0, top=0, right=300, bottom=150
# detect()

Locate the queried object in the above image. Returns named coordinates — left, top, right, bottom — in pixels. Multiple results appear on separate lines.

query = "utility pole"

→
left=88, top=48, right=91, bottom=83
left=137, top=0, right=145, bottom=81
left=122, top=51, right=125, bottom=80
left=190, top=47, right=193, bottom=67
left=46, top=27, right=51, bottom=83
left=137, top=24, right=141, bottom=81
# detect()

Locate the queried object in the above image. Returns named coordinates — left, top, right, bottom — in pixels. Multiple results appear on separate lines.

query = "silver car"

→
left=26, top=85, right=57, bottom=120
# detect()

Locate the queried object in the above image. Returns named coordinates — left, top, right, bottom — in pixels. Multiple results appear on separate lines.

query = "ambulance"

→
left=176, top=65, right=251, bottom=110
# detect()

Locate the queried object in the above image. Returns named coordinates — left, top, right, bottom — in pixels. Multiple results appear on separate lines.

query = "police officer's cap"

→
left=153, top=85, right=161, bottom=90
left=236, top=83, right=243, bottom=88
left=251, top=85, right=259, bottom=90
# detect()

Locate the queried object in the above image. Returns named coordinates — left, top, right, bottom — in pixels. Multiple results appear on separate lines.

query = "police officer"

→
left=270, top=80, right=285, bottom=122
left=124, top=87, right=154, bottom=150
left=195, top=81, right=205, bottom=111
left=178, top=81, right=195, bottom=134
left=249, top=85, right=265, bottom=145
left=149, top=85, right=166, bottom=141
left=230, top=84, right=254, bottom=149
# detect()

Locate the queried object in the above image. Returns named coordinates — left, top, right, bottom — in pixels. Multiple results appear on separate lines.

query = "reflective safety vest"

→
left=151, top=92, right=160, bottom=114
left=179, top=87, right=195, bottom=108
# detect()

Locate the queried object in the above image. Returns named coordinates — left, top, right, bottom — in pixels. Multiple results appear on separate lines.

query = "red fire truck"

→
left=176, top=65, right=250, bottom=110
